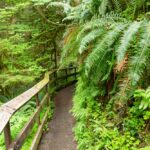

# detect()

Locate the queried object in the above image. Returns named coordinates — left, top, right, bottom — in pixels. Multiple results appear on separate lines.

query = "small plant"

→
left=134, top=87, right=150, bottom=110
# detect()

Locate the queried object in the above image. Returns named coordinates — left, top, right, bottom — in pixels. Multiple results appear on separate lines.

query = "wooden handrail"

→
left=0, top=70, right=52, bottom=134
left=0, top=67, right=78, bottom=150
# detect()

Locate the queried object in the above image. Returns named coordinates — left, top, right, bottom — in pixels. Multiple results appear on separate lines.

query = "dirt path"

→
left=38, top=85, right=76, bottom=150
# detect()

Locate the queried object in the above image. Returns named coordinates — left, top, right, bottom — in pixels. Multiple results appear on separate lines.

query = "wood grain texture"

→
left=0, top=71, right=51, bottom=134
left=9, top=94, right=49, bottom=150
left=30, top=108, right=49, bottom=150
left=0, top=67, right=77, bottom=150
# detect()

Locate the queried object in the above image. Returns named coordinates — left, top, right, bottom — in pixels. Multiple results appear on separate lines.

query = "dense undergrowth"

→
left=0, top=0, right=150, bottom=150
left=0, top=0, right=63, bottom=149
left=58, top=0, right=150, bottom=149
left=0, top=0, right=65, bottom=100
left=72, top=76, right=150, bottom=149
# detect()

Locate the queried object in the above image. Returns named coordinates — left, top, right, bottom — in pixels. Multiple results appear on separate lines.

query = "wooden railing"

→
left=0, top=67, right=78, bottom=150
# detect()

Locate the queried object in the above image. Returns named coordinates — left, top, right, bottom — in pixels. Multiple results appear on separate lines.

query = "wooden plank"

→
left=30, top=108, right=49, bottom=150
left=4, top=122, right=11, bottom=150
left=0, top=79, right=48, bottom=134
left=0, top=67, right=78, bottom=149
left=36, top=94, right=40, bottom=126
left=5, top=79, right=49, bottom=110
left=0, top=70, right=55, bottom=134
left=45, top=85, right=50, bottom=106
left=0, top=112, right=12, bottom=135
left=9, top=94, right=49, bottom=150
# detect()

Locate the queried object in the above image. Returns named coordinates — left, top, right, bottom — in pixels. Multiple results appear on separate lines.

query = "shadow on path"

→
left=38, top=85, right=76, bottom=150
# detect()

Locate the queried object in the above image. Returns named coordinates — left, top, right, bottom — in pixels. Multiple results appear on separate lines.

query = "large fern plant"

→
left=32, top=0, right=150, bottom=148
left=57, top=0, right=150, bottom=107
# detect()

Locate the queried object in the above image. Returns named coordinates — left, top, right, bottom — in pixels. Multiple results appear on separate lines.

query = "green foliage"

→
left=59, top=0, right=149, bottom=22
left=0, top=101, right=36, bottom=150
left=0, top=0, right=29, bottom=6
left=0, top=1, right=64, bottom=149
left=128, top=22, right=150, bottom=86
left=0, top=0, right=65, bottom=99
left=0, top=0, right=150, bottom=149
left=0, top=38, right=43, bottom=88
left=140, top=146, right=150, bottom=150
left=117, top=21, right=142, bottom=64
left=85, top=23, right=127, bottom=76
left=60, top=0, right=150, bottom=149
left=72, top=75, right=149, bottom=150
left=61, top=0, right=150, bottom=104
left=134, top=87, right=150, bottom=110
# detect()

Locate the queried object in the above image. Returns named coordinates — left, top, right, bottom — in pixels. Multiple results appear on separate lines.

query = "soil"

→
left=38, top=85, right=77, bottom=150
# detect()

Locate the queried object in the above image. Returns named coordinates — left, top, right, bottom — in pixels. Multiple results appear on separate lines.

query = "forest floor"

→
left=38, top=85, right=77, bottom=150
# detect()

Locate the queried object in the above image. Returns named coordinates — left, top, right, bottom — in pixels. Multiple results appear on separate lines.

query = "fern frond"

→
left=78, top=28, right=105, bottom=54
left=91, top=48, right=113, bottom=84
left=113, top=76, right=130, bottom=106
left=117, top=21, right=142, bottom=64
left=77, top=18, right=110, bottom=41
left=47, top=2, right=71, bottom=13
left=99, top=0, right=109, bottom=15
left=103, top=12, right=126, bottom=22
left=129, top=22, right=150, bottom=86
left=62, top=5, right=83, bottom=22
left=112, top=0, right=122, bottom=12
left=85, top=23, right=127, bottom=76
left=77, top=14, right=126, bottom=41
left=114, top=22, right=150, bottom=105
left=60, top=26, right=81, bottom=66
left=63, top=15, right=80, bottom=22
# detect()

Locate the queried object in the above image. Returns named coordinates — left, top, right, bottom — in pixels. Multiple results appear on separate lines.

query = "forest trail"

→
left=38, top=85, right=77, bottom=150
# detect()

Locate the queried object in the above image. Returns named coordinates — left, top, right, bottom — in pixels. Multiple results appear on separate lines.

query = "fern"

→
left=62, top=5, right=83, bottom=22
left=78, top=28, right=105, bottom=54
left=92, top=48, right=113, bottom=84
left=112, top=0, right=122, bottom=12
left=77, top=14, right=126, bottom=42
left=85, top=23, right=127, bottom=75
left=99, top=0, right=109, bottom=15
left=129, top=22, right=150, bottom=86
left=60, top=1, right=150, bottom=149
left=134, top=87, right=150, bottom=110
left=117, top=21, right=142, bottom=64
left=76, top=18, right=108, bottom=41
left=60, top=26, right=81, bottom=67
left=47, top=2, right=71, bottom=13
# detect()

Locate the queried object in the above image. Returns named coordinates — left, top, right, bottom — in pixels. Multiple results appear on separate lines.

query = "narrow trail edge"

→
left=38, top=85, right=76, bottom=150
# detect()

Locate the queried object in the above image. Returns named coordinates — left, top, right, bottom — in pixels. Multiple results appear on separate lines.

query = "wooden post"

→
left=54, top=49, right=57, bottom=69
left=46, top=84, right=50, bottom=106
left=36, top=94, right=40, bottom=126
left=75, top=67, right=77, bottom=80
left=54, top=71, right=57, bottom=86
left=65, top=69, right=68, bottom=82
left=4, top=121, right=11, bottom=150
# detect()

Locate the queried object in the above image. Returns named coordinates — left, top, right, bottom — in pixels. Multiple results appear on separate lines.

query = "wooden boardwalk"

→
left=38, top=85, right=76, bottom=150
